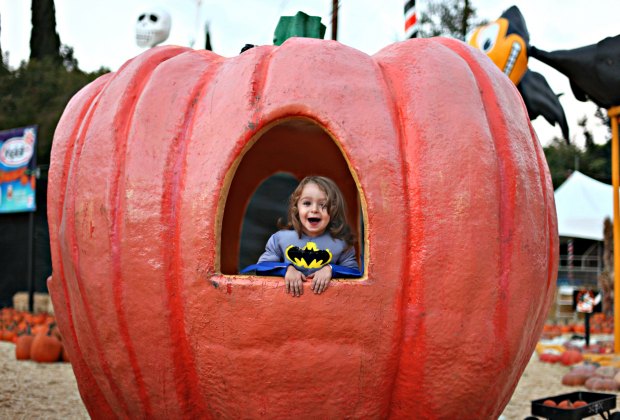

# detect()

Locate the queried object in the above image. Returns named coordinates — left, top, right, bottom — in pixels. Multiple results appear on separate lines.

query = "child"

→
left=257, top=176, right=359, bottom=297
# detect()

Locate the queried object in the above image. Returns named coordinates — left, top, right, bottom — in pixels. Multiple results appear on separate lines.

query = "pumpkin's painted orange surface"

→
left=47, top=37, right=558, bottom=419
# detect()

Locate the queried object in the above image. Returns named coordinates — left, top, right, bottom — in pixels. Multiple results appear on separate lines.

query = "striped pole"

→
left=567, top=239, right=574, bottom=282
left=404, top=0, right=418, bottom=38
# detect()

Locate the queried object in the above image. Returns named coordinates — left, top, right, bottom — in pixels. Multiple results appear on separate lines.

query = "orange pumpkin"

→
left=48, top=38, right=557, bottom=418
left=561, top=372, right=589, bottom=386
left=30, top=323, right=63, bottom=363
left=15, top=326, right=35, bottom=360
left=561, top=349, right=584, bottom=366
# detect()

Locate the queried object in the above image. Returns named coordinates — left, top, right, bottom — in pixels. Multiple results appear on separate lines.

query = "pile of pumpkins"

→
left=541, top=314, right=614, bottom=340
left=538, top=342, right=620, bottom=390
left=562, top=364, right=620, bottom=391
left=0, top=307, right=69, bottom=363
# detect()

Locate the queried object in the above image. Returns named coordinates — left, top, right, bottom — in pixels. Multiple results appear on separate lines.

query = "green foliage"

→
left=417, top=0, right=486, bottom=40
left=580, top=139, right=611, bottom=184
left=0, top=57, right=109, bottom=165
left=543, top=138, right=582, bottom=188
left=544, top=111, right=612, bottom=189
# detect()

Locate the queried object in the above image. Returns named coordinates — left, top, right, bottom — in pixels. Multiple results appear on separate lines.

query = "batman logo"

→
left=285, top=242, right=332, bottom=269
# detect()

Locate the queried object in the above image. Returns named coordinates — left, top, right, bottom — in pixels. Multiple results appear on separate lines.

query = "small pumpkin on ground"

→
left=15, top=324, right=35, bottom=360
left=1, top=322, right=17, bottom=342
left=585, top=377, right=618, bottom=391
left=571, top=364, right=597, bottom=376
left=594, top=366, right=617, bottom=378
left=30, top=322, right=63, bottom=363
left=539, top=352, right=561, bottom=363
left=560, top=350, right=583, bottom=366
left=561, top=372, right=589, bottom=386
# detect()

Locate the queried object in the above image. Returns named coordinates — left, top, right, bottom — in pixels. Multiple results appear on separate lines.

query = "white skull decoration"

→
left=135, top=8, right=171, bottom=48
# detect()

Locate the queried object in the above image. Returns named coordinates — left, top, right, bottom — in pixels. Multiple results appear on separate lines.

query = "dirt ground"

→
left=0, top=341, right=88, bottom=419
left=0, top=340, right=616, bottom=419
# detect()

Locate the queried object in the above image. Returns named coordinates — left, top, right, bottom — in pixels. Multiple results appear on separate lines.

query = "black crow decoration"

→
left=529, top=35, right=620, bottom=110
left=467, top=6, right=570, bottom=143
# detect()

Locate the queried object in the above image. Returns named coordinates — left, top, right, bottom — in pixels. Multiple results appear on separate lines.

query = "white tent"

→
left=554, top=171, right=613, bottom=241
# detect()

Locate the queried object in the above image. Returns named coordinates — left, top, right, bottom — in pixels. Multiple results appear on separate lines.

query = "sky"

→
left=0, top=0, right=619, bottom=148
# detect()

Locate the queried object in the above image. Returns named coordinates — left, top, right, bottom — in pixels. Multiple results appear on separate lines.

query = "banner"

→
left=0, top=126, right=37, bottom=213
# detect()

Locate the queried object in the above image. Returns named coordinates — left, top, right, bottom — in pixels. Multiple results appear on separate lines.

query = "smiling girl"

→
left=257, top=176, right=359, bottom=297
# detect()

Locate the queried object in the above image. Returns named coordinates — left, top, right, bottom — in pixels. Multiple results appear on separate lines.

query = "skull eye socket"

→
left=138, top=14, right=146, bottom=21
left=149, top=14, right=158, bottom=22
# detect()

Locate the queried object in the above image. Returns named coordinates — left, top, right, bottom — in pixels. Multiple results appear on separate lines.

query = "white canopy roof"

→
left=554, top=171, right=613, bottom=241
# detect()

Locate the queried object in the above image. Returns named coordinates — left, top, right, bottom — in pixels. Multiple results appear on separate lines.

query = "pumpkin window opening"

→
left=219, top=118, right=366, bottom=278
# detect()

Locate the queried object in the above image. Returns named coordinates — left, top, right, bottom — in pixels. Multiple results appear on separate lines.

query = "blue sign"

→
left=0, top=126, right=37, bottom=213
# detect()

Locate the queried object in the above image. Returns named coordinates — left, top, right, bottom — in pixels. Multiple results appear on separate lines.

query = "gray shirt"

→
left=258, top=230, right=358, bottom=276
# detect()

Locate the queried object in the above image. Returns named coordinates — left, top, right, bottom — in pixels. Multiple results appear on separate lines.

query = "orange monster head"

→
left=467, top=6, right=529, bottom=85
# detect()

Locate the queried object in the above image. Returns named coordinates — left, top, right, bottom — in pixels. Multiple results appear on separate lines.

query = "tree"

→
left=0, top=0, right=107, bottom=165
left=578, top=112, right=611, bottom=184
left=0, top=14, right=8, bottom=75
left=30, top=0, right=61, bottom=64
left=543, top=112, right=612, bottom=188
left=543, top=138, right=581, bottom=189
left=417, top=0, right=486, bottom=40
left=0, top=60, right=108, bottom=165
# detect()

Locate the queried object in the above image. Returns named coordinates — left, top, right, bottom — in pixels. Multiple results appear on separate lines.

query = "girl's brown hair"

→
left=280, top=176, right=356, bottom=247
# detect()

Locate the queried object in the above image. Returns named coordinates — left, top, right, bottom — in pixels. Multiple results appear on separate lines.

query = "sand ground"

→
left=0, top=341, right=616, bottom=419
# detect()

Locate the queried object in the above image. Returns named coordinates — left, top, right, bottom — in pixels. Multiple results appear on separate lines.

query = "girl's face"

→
left=297, top=182, right=330, bottom=237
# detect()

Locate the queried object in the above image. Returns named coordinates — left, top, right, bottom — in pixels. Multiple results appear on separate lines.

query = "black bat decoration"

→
left=517, top=69, right=570, bottom=142
left=502, top=6, right=529, bottom=44
left=529, top=35, right=620, bottom=109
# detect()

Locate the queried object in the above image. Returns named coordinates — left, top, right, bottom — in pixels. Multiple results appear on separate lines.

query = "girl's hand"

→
left=285, top=265, right=306, bottom=297
left=309, top=265, right=332, bottom=294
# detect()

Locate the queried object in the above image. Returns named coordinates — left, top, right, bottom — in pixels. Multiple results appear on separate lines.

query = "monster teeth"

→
left=504, top=42, right=522, bottom=76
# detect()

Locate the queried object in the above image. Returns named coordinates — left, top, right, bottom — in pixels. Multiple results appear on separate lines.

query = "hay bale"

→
left=12, top=292, right=53, bottom=314
left=12, top=292, right=29, bottom=312
left=33, top=293, right=50, bottom=314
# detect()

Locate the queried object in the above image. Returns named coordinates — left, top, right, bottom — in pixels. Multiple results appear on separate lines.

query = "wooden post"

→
left=610, top=105, right=620, bottom=352
left=331, top=0, right=339, bottom=40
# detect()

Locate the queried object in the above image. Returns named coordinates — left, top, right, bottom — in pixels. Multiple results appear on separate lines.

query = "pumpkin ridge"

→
left=248, top=46, right=274, bottom=111
left=526, top=120, right=558, bottom=329
left=48, top=75, right=117, bottom=418
left=437, top=37, right=515, bottom=363
left=509, top=110, right=551, bottom=355
left=372, top=54, right=417, bottom=414
left=61, top=70, right=132, bottom=416
left=215, top=45, right=278, bottom=275
left=107, top=47, right=190, bottom=418
left=374, top=40, right=446, bottom=416
left=436, top=38, right=542, bottom=416
left=160, top=52, right=222, bottom=417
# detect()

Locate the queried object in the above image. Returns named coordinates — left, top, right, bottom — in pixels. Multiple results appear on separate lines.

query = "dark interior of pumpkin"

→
left=220, top=118, right=364, bottom=275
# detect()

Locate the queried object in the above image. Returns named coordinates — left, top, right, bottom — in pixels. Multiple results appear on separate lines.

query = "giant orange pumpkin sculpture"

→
left=48, top=37, right=558, bottom=419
